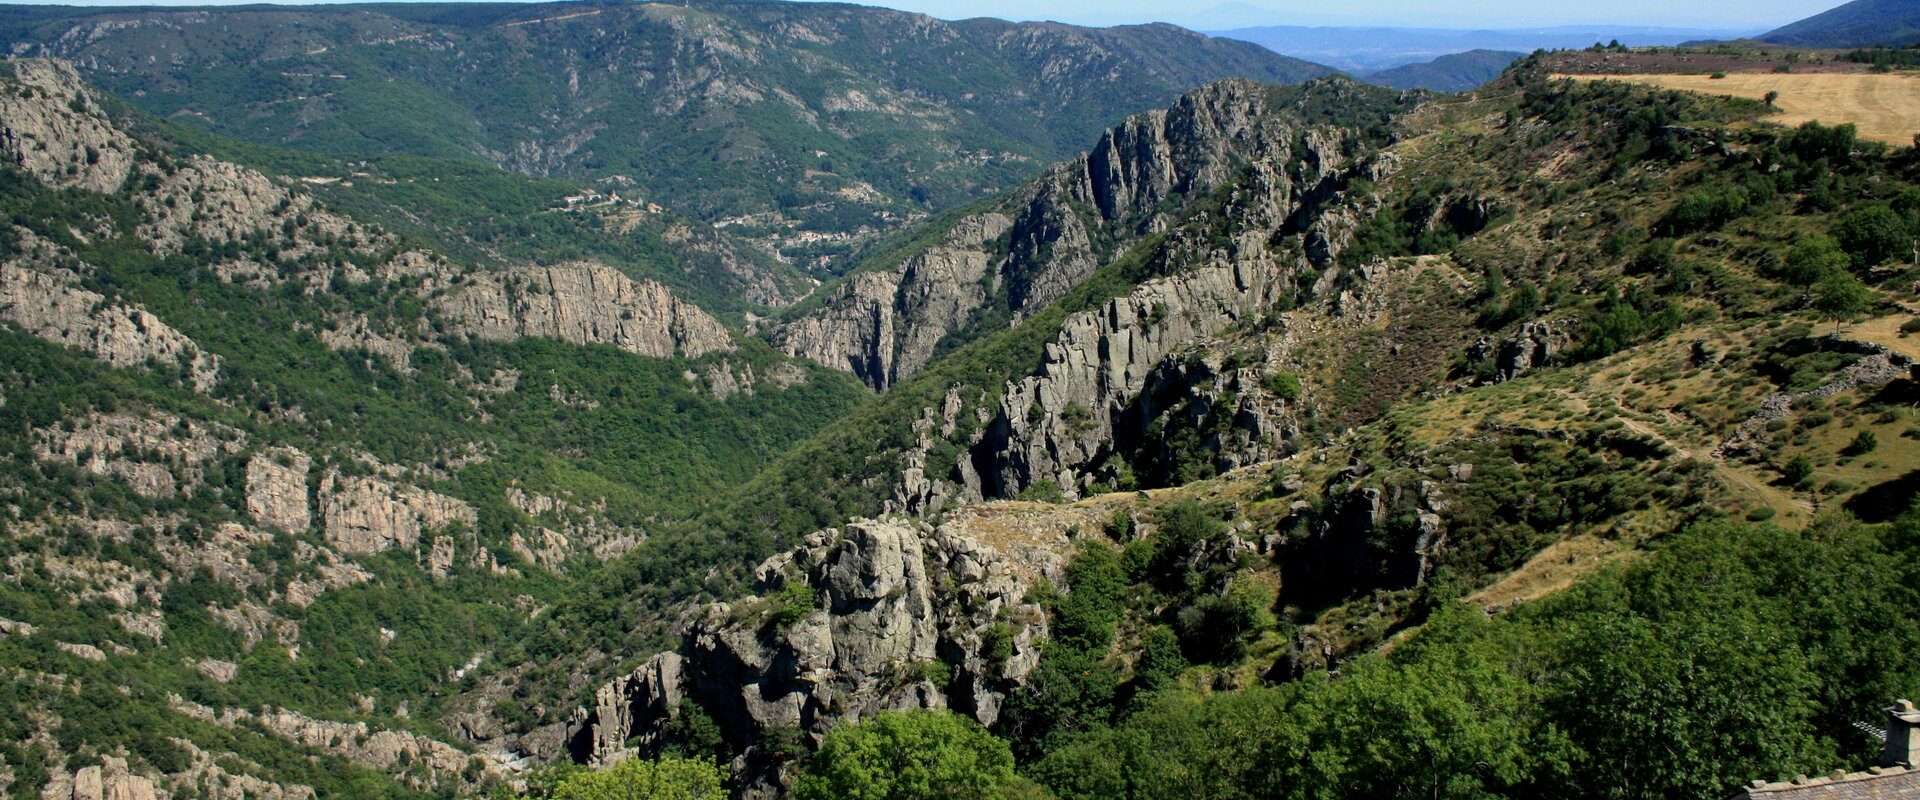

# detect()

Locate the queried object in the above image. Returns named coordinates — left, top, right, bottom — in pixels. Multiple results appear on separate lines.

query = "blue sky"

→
left=847, top=0, right=1846, bottom=30
left=14, top=0, right=1848, bottom=31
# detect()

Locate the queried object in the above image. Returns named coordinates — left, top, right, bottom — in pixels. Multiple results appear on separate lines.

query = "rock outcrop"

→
left=169, top=697, right=514, bottom=794
left=319, top=471, right=477, bottom=555
left=0, top=59, right=137, bottom=194
left=1468, top=321, right=1573, bottom=382
left=774, top=79, right=1313, bottom=391
left=431, top=263, right=734, bottom=359
left=574, top=517, right=1068, bottom=789
left=246, top=447, right=313, bottom=534
left=882, top=97, right=1388, bottom=509
left=64, top=756, right=159, bottom=800
left=35, top=410, right=245, bottom=497
left=0, top=261, right=222, bottom=392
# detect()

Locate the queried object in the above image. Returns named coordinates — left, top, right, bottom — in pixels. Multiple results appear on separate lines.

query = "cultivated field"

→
left=1557, top=72, right=1920, bottom=145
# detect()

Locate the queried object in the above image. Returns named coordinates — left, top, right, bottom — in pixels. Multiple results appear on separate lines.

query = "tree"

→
left=1764, top=90, right=1780, bottom=107
left=1832, top=205, right=1910, bottom=271
left=1779, top=234, right=1848, bottom=290
left=1812, top=271, right=1873, bottom=335
left=548, top=756, right=726, bottom=800
left=795, top=710, right=1024, bottom=800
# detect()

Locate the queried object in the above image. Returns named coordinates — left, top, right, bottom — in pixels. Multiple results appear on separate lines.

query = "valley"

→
left=0, top=1, right=1918, bottom=799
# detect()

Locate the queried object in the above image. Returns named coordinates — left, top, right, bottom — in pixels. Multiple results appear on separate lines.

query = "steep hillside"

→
left=0, top=57, right=868, bottom=799
left=1761, top=0, right=1920, bottom=48
left=1364, top=49, right=1524, bottom=91
left=0, top=0, right=1333, bottom=270
left=548, top=54, right=1920, bottom=799
left=10, top=31, right=1920, bottom=800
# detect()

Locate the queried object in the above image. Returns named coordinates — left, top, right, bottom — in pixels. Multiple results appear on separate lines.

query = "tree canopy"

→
left=795, top=709, right=1027, bottom=800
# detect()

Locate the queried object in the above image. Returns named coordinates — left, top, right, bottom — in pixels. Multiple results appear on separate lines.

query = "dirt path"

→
left=1556, top=73, right=1920, bottom=145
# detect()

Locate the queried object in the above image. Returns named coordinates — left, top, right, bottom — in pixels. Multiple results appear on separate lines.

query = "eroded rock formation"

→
left=574, top=517, right=1068, bottom=790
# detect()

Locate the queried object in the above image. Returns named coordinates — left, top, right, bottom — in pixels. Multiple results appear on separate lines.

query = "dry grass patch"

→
left=1556, top=72, right=1920, bottom=145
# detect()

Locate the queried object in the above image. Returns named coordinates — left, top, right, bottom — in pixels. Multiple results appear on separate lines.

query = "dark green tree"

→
left=796, top=710, right=1026, bottom=800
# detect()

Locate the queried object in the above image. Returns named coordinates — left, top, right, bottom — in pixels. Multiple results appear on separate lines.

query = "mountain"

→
left=554, top=53, right=1920, bottom=798
left=1758, top=0, right=1920, bottom=47
left=1363, top=49, right=1524, bottom=91
left=8, top=37, right=1920, bottom=800
left=0, top=56, right=871, bottom=799
left=0, top=0, right=1334, bottom=272
left=1210, top=24, right=1763, bottom=72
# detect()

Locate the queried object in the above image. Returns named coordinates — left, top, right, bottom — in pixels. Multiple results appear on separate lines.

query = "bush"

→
left=1778, top=235, right=1848, bottom=288
left=547, top=755, right=725, bottom=800
left=795, top=709, right=1025, bottom=800
left=766, top=581, right=818, bottom=630
left=1780, top=454, right=1815, bottom=486
left=1843, top=430, right=1879, bottom=456
left=1261, top=371, right=1303, bottom=401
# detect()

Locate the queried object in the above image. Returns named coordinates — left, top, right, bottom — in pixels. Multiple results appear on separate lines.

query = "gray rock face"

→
left=430, top=263, right=735, bottom=359
left=0, top=260, right=223, bottom=392
left=886, top=113, right=1378, bottom=509
left=575, top=518, right=1063, bottom=788
left=0, top=60, right=136, bottom=194
left=1469, top=321, right=1572, bottom=382
left=775, top=79, right=1303, bottom=390
left=318, top=471, right=477, bottom=555
left=246, top=447, right=312, bottom=534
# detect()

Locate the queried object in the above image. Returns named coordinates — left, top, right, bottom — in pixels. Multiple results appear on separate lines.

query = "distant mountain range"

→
left=1209, top=24, right=1766, bottom=72
left=1363, top=49, right=1524, bottom=92
left=1758, top=0, right=1920, bottom=48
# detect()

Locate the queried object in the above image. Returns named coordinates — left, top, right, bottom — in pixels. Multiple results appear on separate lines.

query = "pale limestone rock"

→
left=579, top=517, right=1064, bottom=773
left=501, top=487, right=644, bottom=567
left=55, top=641, right=106, bottom=662
left=167, top=737, right=316, bottom=800
left=208, top=602, right=297, bottom=652
left=245, top=447, right=311, bottom=534
left=0, top=263, right=221, bottom=392
left=774, top=80, right=1299, bottom=391
left=66, top=756, right=158, bottom=800
left=319, top=471, right=476, bottom=555
left=111, top=610, right=165, bottom=641
left=194, top=658, right=237, bottom=683
left=34, top=410, right=244, bottom=498
left=0, top=60, right=136, bottom=194
left=431, top=263, right=733, bottom=359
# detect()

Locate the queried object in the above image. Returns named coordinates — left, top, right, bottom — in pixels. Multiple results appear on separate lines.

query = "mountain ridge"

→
left=0, top=0, right=1336, bottom=271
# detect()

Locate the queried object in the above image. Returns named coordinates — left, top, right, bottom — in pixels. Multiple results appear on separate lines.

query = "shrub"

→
left=1843, top=430, right=1879, bottom=456
left=795, top=709, right=1025, bottom=800
left=1780, top=454, right=1815, bottom=486
left=766, top=581, right=818, bottom=630
left=1261, top=371, right=1303, bottom=401
left=548, top=755, right=725, bottom=800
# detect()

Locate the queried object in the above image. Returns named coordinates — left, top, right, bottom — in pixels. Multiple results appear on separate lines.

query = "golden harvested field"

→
left=1555, top=72, right=1920, bottom=145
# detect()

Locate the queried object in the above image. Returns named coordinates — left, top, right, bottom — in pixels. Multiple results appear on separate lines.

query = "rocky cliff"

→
left=0, top=59, right=738, bottom=376
left=429, top=262, right=735, bottom=360
left=772, top=79, right=1397, bottom=392
left=859, top=81, right=1419, bottom=510
left=572, top=514, right=1079, bottom=792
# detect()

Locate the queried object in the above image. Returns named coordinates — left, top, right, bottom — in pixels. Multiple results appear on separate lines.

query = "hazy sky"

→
left=10, top=0, right=1848, bottom=31
left=849, top=0, right=1846, bottom=30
